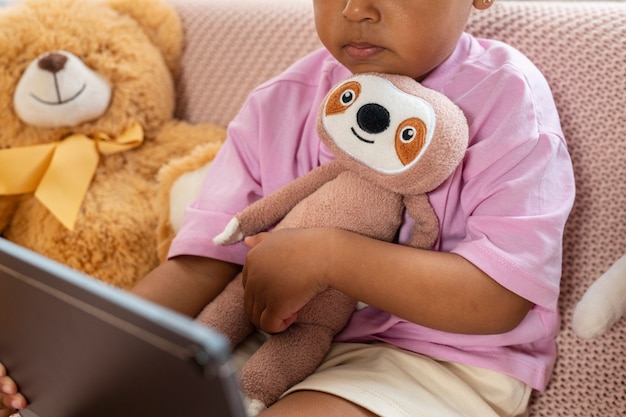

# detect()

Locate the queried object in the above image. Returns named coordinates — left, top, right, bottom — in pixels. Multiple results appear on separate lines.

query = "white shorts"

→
left=233, top=334, right=531, bottom=417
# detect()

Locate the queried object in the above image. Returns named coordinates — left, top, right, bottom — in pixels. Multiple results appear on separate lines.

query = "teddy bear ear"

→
left=104, top=0, right=183, bottom=76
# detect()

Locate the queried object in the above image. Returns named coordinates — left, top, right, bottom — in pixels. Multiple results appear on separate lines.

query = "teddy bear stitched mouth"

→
left=30, top=81, right=87, bottom=106
left=27, top=52, right=88, bottom=106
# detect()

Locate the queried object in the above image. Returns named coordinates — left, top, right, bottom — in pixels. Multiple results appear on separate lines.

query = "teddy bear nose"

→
left=38, top=53, right=68, bottom=74
left=357, top=103, right=390, bottom=134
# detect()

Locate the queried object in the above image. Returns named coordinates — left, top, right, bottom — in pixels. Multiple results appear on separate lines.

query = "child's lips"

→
left=344, top=43, right=384, bottom=60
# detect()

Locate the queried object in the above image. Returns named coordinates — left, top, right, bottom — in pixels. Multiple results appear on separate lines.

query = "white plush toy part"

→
left=14, top=50, right=112, bottom=128
left=572, top=254, right=626, bottom=339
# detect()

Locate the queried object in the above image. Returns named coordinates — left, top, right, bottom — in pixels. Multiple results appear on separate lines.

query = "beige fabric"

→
left=283, top=343, right=531, bottom=417
left=167, top=1, right=626, bottom=415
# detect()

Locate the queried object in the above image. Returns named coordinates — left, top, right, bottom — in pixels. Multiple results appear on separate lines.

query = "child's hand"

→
left=0, top=362, right=26, bottom=417
left=242, top=229, right=331, bottom=334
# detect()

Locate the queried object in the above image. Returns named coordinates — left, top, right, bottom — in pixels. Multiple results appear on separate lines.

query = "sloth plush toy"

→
left=198, top=73, right=469, bottom=415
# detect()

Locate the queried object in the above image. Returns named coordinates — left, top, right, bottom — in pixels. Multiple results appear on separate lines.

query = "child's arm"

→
left=132, top=255, right=241, bottom=317
left=240, top=228, right=531, bottom=335
left=0, top=363, right=26, bottom=417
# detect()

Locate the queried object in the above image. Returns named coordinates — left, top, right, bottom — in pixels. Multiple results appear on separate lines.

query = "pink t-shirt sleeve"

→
left=168, top=50, right=350, bottom=265
left=166, top=127, right=262, bottom=265
left=428, top=37, right=574, bottom=311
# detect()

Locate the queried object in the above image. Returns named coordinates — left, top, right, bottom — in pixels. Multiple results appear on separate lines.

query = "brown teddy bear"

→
left=193, top=73, right=469, bottom=414
left=0, top=0, right=225, bottom=289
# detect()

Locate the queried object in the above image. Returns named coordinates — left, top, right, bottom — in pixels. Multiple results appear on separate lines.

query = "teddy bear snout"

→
left=38, top=52, right=68, bottom=74
left=13, top=50, right=112, bottom=128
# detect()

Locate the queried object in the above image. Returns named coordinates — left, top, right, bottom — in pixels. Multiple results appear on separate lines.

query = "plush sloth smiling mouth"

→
left=350, top=127, right=375, bottom=144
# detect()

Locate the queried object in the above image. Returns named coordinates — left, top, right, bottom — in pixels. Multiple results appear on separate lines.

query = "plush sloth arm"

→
left=402, top=193, right=440, bottom=250
left=214, top=161, right=344, bottom=245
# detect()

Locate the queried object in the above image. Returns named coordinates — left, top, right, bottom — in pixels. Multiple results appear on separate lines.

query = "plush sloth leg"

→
left=239, top=288, right=356, bottom=410
left=195, top=273, right=255, bottom=348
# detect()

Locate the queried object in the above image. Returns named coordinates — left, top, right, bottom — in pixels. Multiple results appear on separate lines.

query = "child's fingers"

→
left=243, top=232, right=269, bottom=249
left=0, top=392, right=26, bottom=411
left=0, top=375, right=26, bottom=411
left=0, top=376, right=17, bottom=396
left=11, top=393, right=27, bottom=410
left=0, top=392, right=15, bottom=411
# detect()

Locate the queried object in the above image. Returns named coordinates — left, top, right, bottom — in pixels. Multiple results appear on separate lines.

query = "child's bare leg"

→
left=0, top=363, right=26, bottom=417
left=260, top=391, right=377, bottom=417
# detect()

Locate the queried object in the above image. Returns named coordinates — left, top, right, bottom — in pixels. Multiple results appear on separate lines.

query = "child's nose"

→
left=342, top=0, right=381, bottom=23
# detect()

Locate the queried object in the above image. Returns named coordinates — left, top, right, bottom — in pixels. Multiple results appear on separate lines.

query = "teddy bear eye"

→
left=400, top=126, right=416, bottom=143
left=340, top=89, right=356, bottom=106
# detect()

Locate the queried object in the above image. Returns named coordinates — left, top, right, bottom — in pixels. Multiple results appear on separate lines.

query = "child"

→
left=1, top=0, right=575, bottom=416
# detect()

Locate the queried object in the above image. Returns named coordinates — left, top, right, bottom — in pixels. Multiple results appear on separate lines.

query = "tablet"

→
left=0, top=238, right=246, bottom=417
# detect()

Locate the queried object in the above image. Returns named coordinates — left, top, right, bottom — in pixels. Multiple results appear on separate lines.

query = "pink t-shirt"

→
left=169, top=32, right=575, bottom=391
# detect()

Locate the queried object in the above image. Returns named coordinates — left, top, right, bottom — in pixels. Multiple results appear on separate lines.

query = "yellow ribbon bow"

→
left=0, top=122, right=144, bottom=230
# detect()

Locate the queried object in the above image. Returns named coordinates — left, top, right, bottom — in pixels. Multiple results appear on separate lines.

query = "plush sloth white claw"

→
left=213, top=217, right=243, bottom=245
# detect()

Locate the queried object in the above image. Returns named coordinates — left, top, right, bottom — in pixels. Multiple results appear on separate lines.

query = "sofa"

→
left=164, top=1, right=626, bottom=416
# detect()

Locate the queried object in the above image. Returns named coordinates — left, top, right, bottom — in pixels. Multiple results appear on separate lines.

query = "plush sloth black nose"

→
left=357, top=103, right=390, bottom=134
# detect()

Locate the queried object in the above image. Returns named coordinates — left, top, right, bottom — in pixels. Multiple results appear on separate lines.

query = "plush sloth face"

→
left=322, top=74, right=437, bottom=174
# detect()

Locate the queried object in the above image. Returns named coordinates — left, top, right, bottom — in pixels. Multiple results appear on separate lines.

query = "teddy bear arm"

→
left=235, top=161, right=345, bottom=237
left=0, top=196, right=21, bottom=233
left=136, top=121, right=226, bottom=177
left=155, top=120, right=226, bottom=149
left=403, top=194, right=439, bottom=250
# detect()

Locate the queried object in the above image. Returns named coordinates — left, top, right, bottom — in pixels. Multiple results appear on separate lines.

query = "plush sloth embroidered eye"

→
left=323, top=74, right=436, bottom=173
